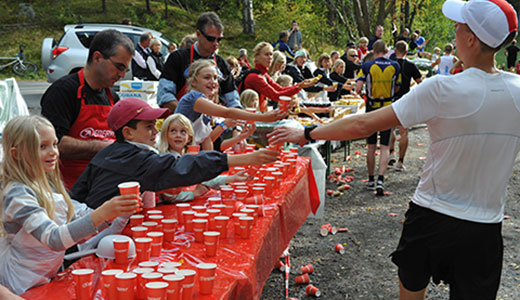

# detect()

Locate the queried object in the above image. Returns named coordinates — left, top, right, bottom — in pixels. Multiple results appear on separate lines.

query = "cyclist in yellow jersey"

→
left=355, top=40, right=401, bottom=195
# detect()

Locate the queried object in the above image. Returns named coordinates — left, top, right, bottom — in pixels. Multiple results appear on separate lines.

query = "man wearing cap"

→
left=70, top=98, right=279, bottom=209
left=41, top=29, right=134, bottom=189
left=157, top=12, right=241, bottom=113
left=268, top=0, right=519, bottom=298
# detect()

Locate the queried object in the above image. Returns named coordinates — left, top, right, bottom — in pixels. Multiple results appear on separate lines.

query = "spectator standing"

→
left=269, top=50, right=287, bottom=81
left=357, top=37, right=369, bottom=60
left=158, top=12, right=241, bottom=113
left=288, top=20, right=302, bottom=50
left=330, top=51, right=340, bottom=65
left=431, top=43, right=458, bottom=75
left=343, top=49, right=362, bottom=79
left=272, top=31, right=295, bottom=62
left=164, top=42, right=177, bottom=62
left=414, top=29, right=428, bottom=57
left=146, top=38, right=164, bottom=80
left=40, top=30, right=134, bottom=189
left=268, top=1, right=519, bottom=298
left=283, top=49, right=334, bottom=95
left=355, top=40, right=401, bottom=195
left=388, top=41, right=423, bottom=171
left=132, top=32, right=153, bottom=80
left=238, top=48, right=251, bottom=71
left=368, top=25, right=384, bottom=50
left=396, top=28, right=410, bottom=43
left=340, top=42, right=357, bottom=65
left=505, top=40, right=520, bottom=71
left=329, top=59, right=353, bottom=101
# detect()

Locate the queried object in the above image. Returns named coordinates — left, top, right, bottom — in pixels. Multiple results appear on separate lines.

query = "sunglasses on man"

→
left=201, top=31, right=224, bottom=43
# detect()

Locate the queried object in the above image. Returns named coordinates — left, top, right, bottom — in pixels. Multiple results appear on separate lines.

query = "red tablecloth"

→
left=22, top=157, right=319, bottom=300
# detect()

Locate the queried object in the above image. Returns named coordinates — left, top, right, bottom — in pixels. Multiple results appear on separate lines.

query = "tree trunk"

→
left=326, top=0, right=338, bottom=44
left=101, top=0, right=106, bottom=14
left=146, top=0, right=151, bottom=13
left=242, top=0, right=254, bottom=35
left=164, top=0, right=168, bottom=19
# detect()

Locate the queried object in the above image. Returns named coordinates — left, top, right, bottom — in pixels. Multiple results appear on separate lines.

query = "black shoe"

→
left=366, top=180, right=375, bottom=190
left=376, top=180, right=384, bottom=196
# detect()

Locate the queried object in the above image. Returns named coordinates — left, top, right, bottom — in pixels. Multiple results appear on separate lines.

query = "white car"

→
left=41, top=24, right=171, bottom=83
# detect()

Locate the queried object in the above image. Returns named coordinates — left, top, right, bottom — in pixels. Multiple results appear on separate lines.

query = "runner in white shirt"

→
left=431, top=43, right=458, bottom=75
left=267, top=0, right=519, bottom=298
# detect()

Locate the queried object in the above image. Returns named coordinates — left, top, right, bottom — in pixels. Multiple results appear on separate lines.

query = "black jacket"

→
left=70, top=142, right=228, bottom=208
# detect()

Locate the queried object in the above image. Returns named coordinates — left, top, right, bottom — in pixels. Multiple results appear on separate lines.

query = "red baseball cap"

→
left=107, top=98, right=169, bottom=131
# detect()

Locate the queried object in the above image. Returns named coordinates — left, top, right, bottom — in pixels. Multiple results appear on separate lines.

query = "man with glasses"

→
left=41, top=29, right=134, bottom=189
left=158, top=12, right=241, bottom=113
left=343, top=48, right=361, bottom=79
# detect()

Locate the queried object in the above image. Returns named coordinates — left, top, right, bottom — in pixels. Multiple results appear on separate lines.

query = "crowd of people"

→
left=1, top=0, right=520, bottom=299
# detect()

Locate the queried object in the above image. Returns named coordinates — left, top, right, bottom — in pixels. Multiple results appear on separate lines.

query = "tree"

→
left=146, top=0, right=151, bottom=13
left=101, top=0, right=106, bottom=14
left=242, top=0, right=254, bottom=35
left=164, top=0, right=168, bottom=19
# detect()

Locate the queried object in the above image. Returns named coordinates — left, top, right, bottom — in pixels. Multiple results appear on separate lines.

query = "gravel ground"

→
left=261, top=125, right=520, bottom=300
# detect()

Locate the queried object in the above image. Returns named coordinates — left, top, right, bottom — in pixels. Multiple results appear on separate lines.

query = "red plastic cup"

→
left=252, top=187, right=264, bottom=206
left=115, top=272, right=137, bottom=300
left=232, top=213, right=247, bottom=237
left=157, top=268, right=178, bottom=276
left=211, top=204, right=227, bottom=212
left=161, top=219, right=178, bottom=242
left=305, top=284, right=322, bottom=297
left=194, top=212, right=209, bottom=222
left=214, top=216, right=229, bottom=238
left=176, top=203, right=191, bottom=224
left=148, top=215, right=164, bottom=231
left=245, top=204, right=261, bottom=217
left=72, top=269, right=94, bottom=300
left=160, top=262, right=182, bottom=269
left=163, top=274, right=184, bottom=300
left=239, top=216, right=254, bottom=239
left=139, top=261, right=160, bottom=270
left=246, top=108, right=256, bottom=124
left=187, top=145, right=200, bottom=154
left=203, top=231, right=220, bottom=257
left=113, top=238, right=130, bottom=265
left=134, top=237, right=152, bottom=262
left=234, top=189, right=248, bottom=202
left=240, top=208, right=256, bottom=226
left=295, top=273, right=311, bottom=284
left=206, top=209, right=220, bottom=231
left=335, top=243, right=345, bottom=254
left=207, top=197, right=221, bottom=206
left=146, top=232, right=164, bottom=257
left=278, top=95, right=291, bottom=112
left=101, top=269, right=123, bottom=300
left=286, top=158, right=298, bottom=173
left=192, top=219, right=208, bottom=242
left=132, top=226, right=149, bottom=239
left=141, top=272, right=163, bottom=299
left=177, top=269, right=197, bottom=300
left=271, top=171, right=283, bottom=190
left=192, top=205, right=206, bottom=214
left=263, top=177, right=275, bottom=197
left=142, top=221, right=159, bottom=232
left=145, top=281, right=168, bottom=300
left=133, top=267, right=154, bottom=300
left=220, top=186, right=233, bottom=201
left=196, top=263, right=217, bottom=295
left=182, top=211, right=196, bottom=232
left=300, top=264, right=314, bottom=274
left=118, top=181, right=140, bottom=197
left=130, top=214, right=145, bottom=227
left=222, top=198, right=236, bottom=216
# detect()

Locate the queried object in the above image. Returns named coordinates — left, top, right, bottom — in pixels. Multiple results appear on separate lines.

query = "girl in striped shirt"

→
left=0, top=115, right=140, bottom=295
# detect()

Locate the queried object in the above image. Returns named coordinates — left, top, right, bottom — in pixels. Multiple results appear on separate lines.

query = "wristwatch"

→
left=304, top=125, right=318, bottom=142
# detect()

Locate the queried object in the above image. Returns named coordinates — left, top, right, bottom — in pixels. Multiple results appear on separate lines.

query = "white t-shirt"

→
left=438, top=55, right=455, bottom=75
left=392, top=68, right=520, bottom=223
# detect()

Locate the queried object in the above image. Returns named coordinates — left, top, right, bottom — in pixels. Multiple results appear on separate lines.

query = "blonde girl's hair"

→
left=269, top=51, right=286, bottom=77
left=226, top=56, right=239, bottom=69
left=158, top=113, right=194, bottom=154
left=240, top=89, right=259, bottom=109
left=332, top=59, right=345, bottom=73
left=276, top=74, right=293, bottom=87
left=1, top=116, right=74, bottom=227
left=317, top=53, right=331, bottom=69
left=359, top=37, right=369, bottom=44
left=252, top=42, right=273, bottom=64
left=187, top=59, right=217, bottom=91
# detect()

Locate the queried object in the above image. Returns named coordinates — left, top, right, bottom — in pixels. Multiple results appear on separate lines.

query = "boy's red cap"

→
left=107, top=98, right=169, bottom=131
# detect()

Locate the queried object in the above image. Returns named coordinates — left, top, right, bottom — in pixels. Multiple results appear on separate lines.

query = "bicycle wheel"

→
left=12, top=61, right=38, bottom=75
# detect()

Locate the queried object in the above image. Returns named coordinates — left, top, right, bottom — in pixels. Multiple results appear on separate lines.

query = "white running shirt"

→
left=393, top=68, right=520, bottom=223
left=438, top=55, right=455, bottom=75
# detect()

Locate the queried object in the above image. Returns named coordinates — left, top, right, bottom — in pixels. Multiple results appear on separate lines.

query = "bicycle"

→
left=0, top=44, right=38, bottom=75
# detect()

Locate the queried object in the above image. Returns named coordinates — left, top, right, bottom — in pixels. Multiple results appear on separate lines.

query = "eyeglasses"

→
left=200, top=31, right=224, bottom=43
left=349, top=55, right=357, bottom=57
left=102, top=54, right=129, bottom=73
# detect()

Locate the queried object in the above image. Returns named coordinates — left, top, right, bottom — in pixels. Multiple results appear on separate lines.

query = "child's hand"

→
left=228, top=170, right=255, bottom=183
left=264, top=109, right=287, bottom=122
left=239, top=123, right=256, bottom=139
left=247, top=149, right=280, bottom=165
left=193, top=184, right=210, bottom=198
left=92, top=194, right=140, bottom=226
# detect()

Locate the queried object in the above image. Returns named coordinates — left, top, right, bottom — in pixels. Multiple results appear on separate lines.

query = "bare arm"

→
left=0, top=284, right=23, bottom=299
left=58, top=136, right=112, bottom=160
left=193, top=97, right=286, bottom=122
left=268, top=105, right=402, bottom=145
left=227, top=148, right=280, bottom=167
left=431, top=57, right=441, bottom=68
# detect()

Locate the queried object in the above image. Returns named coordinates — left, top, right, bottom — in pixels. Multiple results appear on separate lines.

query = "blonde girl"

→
left=268, top=50, right=287, bottom=81
left=157, top=114, right=253, bottom=203
left=240, top=89, right=259, bottom=109
left=175, top=59, right=285, bottom=150
left=0, top=116, right=139, bottom=295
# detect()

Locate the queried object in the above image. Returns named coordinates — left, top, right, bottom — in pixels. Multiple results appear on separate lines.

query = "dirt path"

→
left=261, top=125, right=520, bottom=300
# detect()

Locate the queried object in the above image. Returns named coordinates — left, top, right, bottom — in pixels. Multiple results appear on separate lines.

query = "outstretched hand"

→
left=248, top=148, right=280, bottom=165
left=92, top=194, right=141, bottom=226
left=267, top=126, right=307, bottom=146
left=263, top=109, right=288, bottom=122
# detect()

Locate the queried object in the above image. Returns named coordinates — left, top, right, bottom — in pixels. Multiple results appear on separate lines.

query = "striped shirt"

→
left=0, top=182, right=96, bottom=295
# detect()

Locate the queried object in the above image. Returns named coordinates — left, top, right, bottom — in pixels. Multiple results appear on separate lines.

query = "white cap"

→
left=442, top=0, right=517, bottom=48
